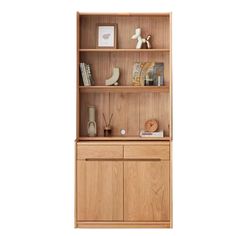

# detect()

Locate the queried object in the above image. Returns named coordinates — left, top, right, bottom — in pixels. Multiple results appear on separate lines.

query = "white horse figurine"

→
left=131, top=28, right=151, bottom=49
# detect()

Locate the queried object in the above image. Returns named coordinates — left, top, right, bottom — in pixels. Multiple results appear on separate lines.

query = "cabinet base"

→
left=75, top=221, right=171, bottom=228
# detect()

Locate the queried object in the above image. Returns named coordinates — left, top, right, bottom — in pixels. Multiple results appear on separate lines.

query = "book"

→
left=85, top=63, right=95, bottom=85
left=139, top=130, right=164, bottom=138
left=80, top=63, right=90, bottom=86
left=132, top=62, right=164, bottom=86
left=80, top=62, right=93, bottom=86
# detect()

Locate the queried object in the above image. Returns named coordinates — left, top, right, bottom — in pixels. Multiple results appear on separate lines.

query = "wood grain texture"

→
left=139, top=16, right=170, bottom=49
left=77, top=145, right=123, bottom=159
left=169, top=13, right=173, bottom=141
left=80, top=15, right=170, bottom=49
left=77, top=160, right=123, bottom=221
left=79, top=49, right=170, bottom=52
left=109, top=93, right=139, bottom=136
left=76, top=13, right=80, bottom=138
left=76, top=221, right=171, bottom=228
left=124, top=145, right=169, bottom=160
left=80, top=93, right=109, bottom=136
left=139, top=92, right=170, bottom=137
left=79, top=86, right=169, bottom=93
left=76, top=12, right=172, bottom=227
left=78, top=136, right=170, bottom=141
left=124, top=160, right=170, bottom=221
left=79, top=12, right=171, bottom=16
left=77, top=141, right=170, bottom=146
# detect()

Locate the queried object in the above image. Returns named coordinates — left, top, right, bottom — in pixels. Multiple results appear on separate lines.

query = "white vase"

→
left=87, top=106, right=97, bottom=137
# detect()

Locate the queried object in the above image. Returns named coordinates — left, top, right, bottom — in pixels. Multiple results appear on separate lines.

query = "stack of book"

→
left=80, top=62, right=95, bottom=86
left=140, top=130, right=164, bottom=138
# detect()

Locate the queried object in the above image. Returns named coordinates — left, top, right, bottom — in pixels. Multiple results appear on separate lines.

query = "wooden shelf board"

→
left=78, top=136, right=170, bottom=141
left=79, top=86, right=169, bottom=93
left=79, top=12, right=171, bottom=17
left=79, top=49, right=170, bottom=52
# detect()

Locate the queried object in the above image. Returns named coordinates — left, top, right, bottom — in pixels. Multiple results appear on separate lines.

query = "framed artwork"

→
left=96, top=24, right=117, bottom=48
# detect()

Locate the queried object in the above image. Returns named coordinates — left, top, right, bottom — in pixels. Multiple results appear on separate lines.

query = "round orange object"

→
left=144, top=119, right=159, bottom=132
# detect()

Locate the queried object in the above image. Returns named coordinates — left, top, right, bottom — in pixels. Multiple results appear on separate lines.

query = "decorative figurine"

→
left=105, top=67, right=120, bottom=86
left=87, top=106, right=97, bottom=136
left=103, top=113, right=113, bottom=137
left=131, top=28, right=152, bottom=49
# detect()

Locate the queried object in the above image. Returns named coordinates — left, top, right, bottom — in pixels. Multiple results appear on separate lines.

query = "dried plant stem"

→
left=102, top=113, right=108, bottom=127
left=108, top=113, right=113, bottom=126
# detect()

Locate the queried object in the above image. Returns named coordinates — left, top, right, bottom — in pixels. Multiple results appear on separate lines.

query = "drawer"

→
left=77, top=145, right=123, bottom=160
left=124, top=144, right=169, bottom=160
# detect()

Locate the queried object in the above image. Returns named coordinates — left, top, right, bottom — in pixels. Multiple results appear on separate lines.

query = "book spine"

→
left=86, top=64, right=95, bottom=85
left=85, top=64, right=92, bottom=86
left=81, top=63, right=91, bottom=86
left=80, top=63, right=88, bottom=86
left=83, top=63, right=91, bottom=86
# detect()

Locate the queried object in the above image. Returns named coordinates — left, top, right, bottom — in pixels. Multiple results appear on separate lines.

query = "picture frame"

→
left=96, top=24, right=117, bottom=48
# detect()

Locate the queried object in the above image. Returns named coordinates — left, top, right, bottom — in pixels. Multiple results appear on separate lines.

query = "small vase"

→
left=87, top=106, right=97, bottom=137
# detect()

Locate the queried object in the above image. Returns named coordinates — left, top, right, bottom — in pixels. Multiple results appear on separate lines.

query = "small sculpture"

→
left=105, top=67, right=120, bottom=86
left=87, top=106, right=97, bottom=136
left=131, top=28, right=152, bottom=49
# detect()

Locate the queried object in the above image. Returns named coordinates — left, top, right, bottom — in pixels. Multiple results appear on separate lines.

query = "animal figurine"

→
left=131, top=28, right=152, bottom=49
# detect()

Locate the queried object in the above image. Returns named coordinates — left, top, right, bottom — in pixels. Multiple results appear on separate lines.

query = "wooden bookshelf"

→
left=76, top=12, right=172, bottom=228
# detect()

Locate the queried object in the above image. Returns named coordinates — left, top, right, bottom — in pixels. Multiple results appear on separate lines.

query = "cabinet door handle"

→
left=124, top=158, right=162, bottom=161
left=84, top=158, right=123, bottom=161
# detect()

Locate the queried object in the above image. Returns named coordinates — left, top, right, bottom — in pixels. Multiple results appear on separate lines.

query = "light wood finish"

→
left=124, top=145, right=169, bottom=160
left=77, top=141, right=170, bottom=146
left=80, top=93, right=109, bottom=137
left=170, top=140, right=173, bottom=227
left=76, top=12, right=172, bottom=228
left=76, top=221, right=170, bottom=228
left=80, top=15, right=170, bottom=49
left=79, top=85, right=169, bottom=93
left=124, top=160, right=170, bottom=221
left=77, top=160, right=123, bottom=221
left=79, top=12, right=171, bottom=16
left=78, top=136, right=170, bottom=141
left=76, top=12, right=80, bottom=138
left=169, top=13, right=173, bottom=141
left=139, top=93, right=170, bottom=137
left=109, top=93, right=139, bottom=136
left=79, top=48, right=170, bottom=52
left=77, top=145, right=123, bottom=159
left=75, top=12, right=80, bottom=227
left=79, top=92, right=170, bottom=137
left=81, top=52, right=170, bottom=86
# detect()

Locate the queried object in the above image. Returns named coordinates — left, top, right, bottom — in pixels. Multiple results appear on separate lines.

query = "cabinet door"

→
left=124, top=160, right=170, bottom=221
left=77, top=160, right=123, bottom=221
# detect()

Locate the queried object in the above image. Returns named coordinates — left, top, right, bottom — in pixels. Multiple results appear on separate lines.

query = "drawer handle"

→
left=84, top=158, right=123, bottom=161
left=84, top=158, right=162, bottom=161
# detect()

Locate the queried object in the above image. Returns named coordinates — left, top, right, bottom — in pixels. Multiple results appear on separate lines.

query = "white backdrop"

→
left=1, top=0, right=236, bottom=235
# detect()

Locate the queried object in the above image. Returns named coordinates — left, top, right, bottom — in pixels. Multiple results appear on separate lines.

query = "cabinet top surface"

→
left=77, top=12, right=172, bottom=16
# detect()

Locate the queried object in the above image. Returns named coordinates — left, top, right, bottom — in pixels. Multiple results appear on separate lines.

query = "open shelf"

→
left=78, top=136, right=171, bottom=141
left=79, top=49, right=170, bottom=52
left=79, top=85, right=169, bottom=93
